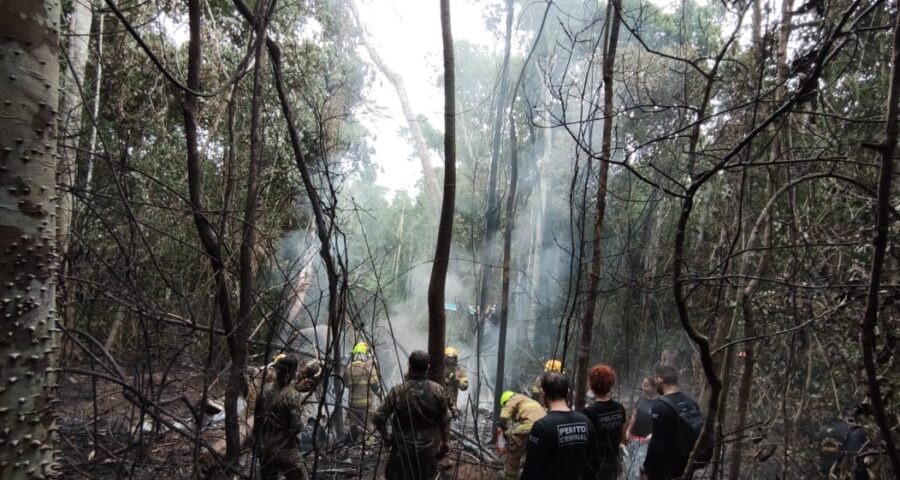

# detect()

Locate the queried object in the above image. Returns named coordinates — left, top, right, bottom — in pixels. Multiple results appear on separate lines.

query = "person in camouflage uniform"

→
left=497, top=391, right=546, bottom=480
left=373, top=350, right=451, bottom=480
left=253, top=355, right=307, bottom=480
left=443, top=347, right=468, bottom=417
left=343, top=342, right=381, bottom=441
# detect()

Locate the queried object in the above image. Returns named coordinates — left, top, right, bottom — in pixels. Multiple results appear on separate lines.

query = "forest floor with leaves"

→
left=54, top=368, right=500, bottom=479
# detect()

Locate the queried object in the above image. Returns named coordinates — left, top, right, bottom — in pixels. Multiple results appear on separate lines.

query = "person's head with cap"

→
left=544, top=359, right=563, bottom=373
left=444, top=346, right=459, bottom=367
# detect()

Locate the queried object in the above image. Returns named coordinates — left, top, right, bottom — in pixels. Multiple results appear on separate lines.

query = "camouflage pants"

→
left=502, top=432, right=528, bottom=480
left=385, top=445, right=439, bottom=480
left=259, top=448, right=307, bottom=480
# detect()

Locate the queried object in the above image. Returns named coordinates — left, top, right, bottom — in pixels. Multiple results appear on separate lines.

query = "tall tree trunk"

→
left=58, top=0, right=93, bottom=364
left=0, top=1, right=61, bottom=478
left=573, top=0, right=621, bottom=410
left=723, top=173, right=774, bottom=479
left=393, top=203, right=405, bottom=278
left=531, top=30, right=557, bottom=356
left=493, top=102, right=519, bottom=423
left=84, top=12, right=103, bottom=194
left=348, top=0, right=441, bottom=207
left=476, top=0, right=514, bottom=410
left=232, top=0, right=349, bottom=448
left=860, top=3, right=900, bottom=475
left=181, top=0, right=244, bottom=464
left=727, top=5, right=775, bottom=476
left=58, top=0, right=92, bottom=252
left=233, top=0, right=270, bottom=465
left=427, top=0, right=456, bottom=383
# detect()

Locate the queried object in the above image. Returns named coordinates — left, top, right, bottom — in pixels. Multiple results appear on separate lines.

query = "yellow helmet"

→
left=500, top=390, right=515, bottom=407
left=272, top=352, right=287, bottom=364
left=544, top=359, right=563, bottom=373
left=352, top=342, right=369, bottom=355
left=444, top=346, right=459, bottom=357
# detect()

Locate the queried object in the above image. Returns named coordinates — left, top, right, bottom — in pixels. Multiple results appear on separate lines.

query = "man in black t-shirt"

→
left=643, top=365, right=700, bottom=480
left=522, top=372, right=600, bottom=480
left=624, top=376, right=658, bottom=480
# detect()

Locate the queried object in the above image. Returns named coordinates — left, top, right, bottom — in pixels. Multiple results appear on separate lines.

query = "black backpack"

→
left=659, top=396, right=711, bottom=465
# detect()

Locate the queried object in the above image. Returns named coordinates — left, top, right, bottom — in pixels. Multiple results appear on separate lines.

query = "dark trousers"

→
left=259, top=449, right=307, bottom=480
left=385, top=446, right=439, bottom=480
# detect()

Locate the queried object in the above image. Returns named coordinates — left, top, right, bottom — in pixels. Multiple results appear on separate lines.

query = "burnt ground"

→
left=55, top=368, right=501, bottom=479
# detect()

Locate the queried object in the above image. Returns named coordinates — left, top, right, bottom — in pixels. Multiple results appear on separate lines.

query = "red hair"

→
left=589, top=364, right=616, bottom=396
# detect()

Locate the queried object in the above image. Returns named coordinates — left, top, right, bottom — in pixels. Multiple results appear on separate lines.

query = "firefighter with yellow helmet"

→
left=343, top=341, right=381, bottom=442
left=497, top=390, right=546, bottom=480
left=531, top=359, right=563, bottom=401
left=443, top=346, right=469, bottom=417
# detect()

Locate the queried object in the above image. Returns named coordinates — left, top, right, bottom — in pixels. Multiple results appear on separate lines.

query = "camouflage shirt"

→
left=373, top=373, right=450, bottom=452
left=254, top=383, right=304, bottom=452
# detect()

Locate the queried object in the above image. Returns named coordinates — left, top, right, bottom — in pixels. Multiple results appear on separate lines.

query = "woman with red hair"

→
left=583, top=364, right=627, bottom=479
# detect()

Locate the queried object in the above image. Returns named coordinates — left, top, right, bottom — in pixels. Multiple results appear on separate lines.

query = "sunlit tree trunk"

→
left=427, top=0, right=456, bottom=383
left=58, top=0, right=93, bottom=364
left=58, top=0, right=92, bottom=252
left=0, top=1, right=61, bottom=478
left=84, top=13, right=103, bottom=194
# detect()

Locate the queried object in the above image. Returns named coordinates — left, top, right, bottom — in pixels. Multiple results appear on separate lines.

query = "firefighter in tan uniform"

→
left=531, top=359, right=563, bottom=401
left=343, top=342, right=380, bottom=442
left=443, top=347, right=468, bottom=417
left=497, top=391, right=546, bottom=480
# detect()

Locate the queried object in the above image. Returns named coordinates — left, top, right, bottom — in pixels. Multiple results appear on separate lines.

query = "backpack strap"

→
left=658, top=395, right=681, bottom=415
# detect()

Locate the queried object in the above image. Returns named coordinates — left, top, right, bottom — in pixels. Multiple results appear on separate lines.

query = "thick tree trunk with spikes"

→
left=0, top=1, right=61, bottom=478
